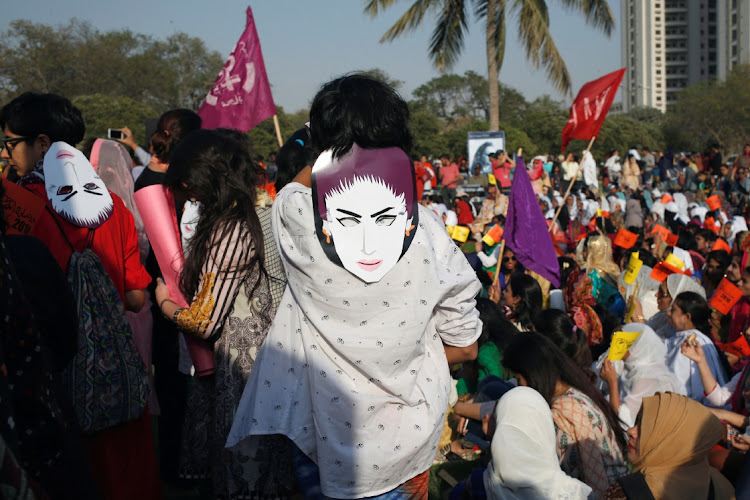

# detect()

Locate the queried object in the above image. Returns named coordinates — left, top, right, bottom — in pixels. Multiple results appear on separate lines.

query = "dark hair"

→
left=503, top=333, right=627, bottom=455
left=309, top=74, right=412, bottom=159
left=558, top=257, right=578, bottom=287
left=476, top=297, right=520, bottom=351
left=591, top=303, right=621, bottom=360
left=507, top=273, right=542, bottom=331
left=0, top=92, right=85, bottom=145
left=672, top=291, right=711, bottom=335
left=706, top=249, right=731, bottom=270
left=532, top=309, right=594, bottom=382
left=163, top=129, right=265, bottom=301
left=697, top=229, right=717, bottom=244
left=149, top=109, right=202, bottom=164
left=276, top=130, right=315, bottom=192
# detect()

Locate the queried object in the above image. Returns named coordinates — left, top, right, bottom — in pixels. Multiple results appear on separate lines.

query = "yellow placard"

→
left=452, top=226, right=470, bottom=243
left=596, top=208, right=603, bottom=217
left=446, top=225, right=454, bottom=236
left=608, top=330, right=642, bottom=361
left=488, top=173, right=497, bottom=185
left=623, top=252, right=643, bottom=285
left=665, top=253, right=684, bottom=270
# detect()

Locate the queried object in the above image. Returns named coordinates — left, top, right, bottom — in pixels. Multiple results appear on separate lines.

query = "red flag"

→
left=198, top=7, right=276, bottom=131
left=561, top=68, right=625, bottom=151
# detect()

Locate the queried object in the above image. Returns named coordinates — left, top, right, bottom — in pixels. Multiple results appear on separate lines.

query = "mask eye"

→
left=83, top=182, right=99, bottom=190
left=336, top=217, right=360, bottom=228
left=57, top=186, right=73, bottom=195
left=375, top=215, right=397, bottom=227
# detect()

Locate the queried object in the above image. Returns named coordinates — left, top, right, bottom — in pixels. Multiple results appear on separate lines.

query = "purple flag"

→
left=198, top=7, right=276, bottom=131
left=504, top=165, right=561, bottom=287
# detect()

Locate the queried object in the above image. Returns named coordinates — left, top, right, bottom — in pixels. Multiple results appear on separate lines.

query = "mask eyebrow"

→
left=336, top=209, right=361, bottom=218
left=371, top=207, right=394, bottom=217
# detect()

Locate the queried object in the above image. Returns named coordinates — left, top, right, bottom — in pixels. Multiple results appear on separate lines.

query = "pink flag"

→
left=198, top=7, right=276, bottom=131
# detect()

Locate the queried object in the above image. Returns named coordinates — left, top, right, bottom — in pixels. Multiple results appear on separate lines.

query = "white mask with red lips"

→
left=44, top=142, right=113, bottom=228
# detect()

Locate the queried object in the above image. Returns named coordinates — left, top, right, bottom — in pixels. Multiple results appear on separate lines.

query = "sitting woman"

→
left=505, top=334, right=628, bottom=496
left=631, top=273, right=706, bottom=340
left=533, top=308, right=595, bottom=382
left=579, top=232, right=626, bottom=318
left=482, top=387, right=593, bottom=499
left=604, top=392, right=735, bottom=500
left=664, top=291, right=728, bottom=403
left=502, top=272, right=542, bottom=332
left=598, top=324, right=681, bottom=428
left=504, top=334, right=628, bottom=498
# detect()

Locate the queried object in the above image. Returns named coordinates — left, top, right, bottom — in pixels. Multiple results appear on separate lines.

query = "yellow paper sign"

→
left=665, top=253, right=684, bottom=270
left=596, top=208, right=603, bottom=217
left=446, top=225, right=454, bottom=236
left=451, top=226, right=470, bottom=243
left=608, top=330, right=642, bottom=360
left=488, top=173, right=497, bottom=185
left=623, top=252, right=643, bottom=285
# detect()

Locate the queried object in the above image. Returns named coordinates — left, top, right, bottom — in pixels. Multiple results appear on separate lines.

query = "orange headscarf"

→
left=636, top=393, right=735, bottom=500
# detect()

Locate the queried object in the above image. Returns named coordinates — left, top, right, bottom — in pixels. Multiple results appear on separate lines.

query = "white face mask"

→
left=44, top=142, right=113, bottom=228
left=312, top=145, right=418, bottom=284
left=323, top=176, right=411, bottom=283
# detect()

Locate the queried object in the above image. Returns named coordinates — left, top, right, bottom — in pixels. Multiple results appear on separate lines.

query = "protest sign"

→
left=482, top=224, right=504, bottom=246
left=608, top=330, right=642, bottom=360
left=623, top=252, right=643, bottom=285
left=706, top=195, right=722, bottom=211
left=613, top=228, right=638, bottom=249
left=709, top=278, right=743, bottom=315
left=1, top=178, right=44, bottom=235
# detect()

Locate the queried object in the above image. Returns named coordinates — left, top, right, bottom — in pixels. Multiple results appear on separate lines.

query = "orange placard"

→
left=1, top=179, right=45, bottom=236
left=704, top=217, right=719, bottom=235
left=661, top=194, right=674, bottom=204
left=710, top=278, right=743, bottom=315
left=614, top=228, right=638, bottom=249
left=706, top=195, right=722, bottom=211
left=664, top=231, right=679, bottom=247
left=482, top=224, right=504, bottom=246
left=651, top=224, right=671, bottom=241
left=712, top=238, right=731, bottom=253
left=650, top=261, right=687, bottom=282
left=717, top=335, right=750, bottom=359
left=600, top=211, right=610, bottom=219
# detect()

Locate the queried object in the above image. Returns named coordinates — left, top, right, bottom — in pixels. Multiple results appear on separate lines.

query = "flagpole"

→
left=272, top=115, right=283, bottom=147
left=490, top=240, right=506, bottom=303
left=549, top=135, right=597, bottom=233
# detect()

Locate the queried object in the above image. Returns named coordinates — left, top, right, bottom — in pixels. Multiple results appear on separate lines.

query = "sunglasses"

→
left=502, top=256, right=517, bottom=263
left=1, top=136, right=31, bottom=153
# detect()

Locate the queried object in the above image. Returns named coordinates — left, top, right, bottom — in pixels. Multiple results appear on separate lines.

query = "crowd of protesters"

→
left=1, top=74, right=749, bottom=500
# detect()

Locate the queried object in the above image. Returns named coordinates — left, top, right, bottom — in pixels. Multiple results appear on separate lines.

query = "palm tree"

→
left=364, top=0, right=615, bottom=131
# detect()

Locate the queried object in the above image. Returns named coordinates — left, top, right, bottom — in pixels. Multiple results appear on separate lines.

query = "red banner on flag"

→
left=198, top=7, right=276, bottom=132
left=561, top=68, right=625, bottom=151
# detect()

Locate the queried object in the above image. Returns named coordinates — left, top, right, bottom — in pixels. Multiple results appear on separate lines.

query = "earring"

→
left=405, top=225, right=415, bottom=237
left=322, top=229, right=331, bottom=244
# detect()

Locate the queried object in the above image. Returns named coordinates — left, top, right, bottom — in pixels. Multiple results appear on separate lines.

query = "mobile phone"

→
left=107, top=128, right=124, bottom=140
left=726, top=423, right=740, bottom=449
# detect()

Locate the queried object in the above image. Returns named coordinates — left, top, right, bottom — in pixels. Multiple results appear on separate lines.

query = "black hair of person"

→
left=507, top=273, right=542, bottom=332
left=697, top=228, right=717, bottom=244
left=558, top=257, right=578, bottom=287
left=706, top=249, right=731, bottom=270
left=676, top=229, right=694, bottom=251
left=503, top=333, right=627, bottom=455
left=475, top=297, right=520, bottom=351
left=149, top=109, right=202, bottom=164
left=672, top=291, right=712, bottom=336
left=0, top=92, right=85, bottom=146
left=163, top=129, right=265, bottom=300
left=532, top=309, right=595, bottom=382
left=590, top=303, right=621, bottom=361
left=276, top=128, right=315, bottom=192
left=309, top=74, right=412, bottom=159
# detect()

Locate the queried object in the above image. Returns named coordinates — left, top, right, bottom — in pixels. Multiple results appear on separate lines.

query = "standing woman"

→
left=155, top=130, right=290, bottom=498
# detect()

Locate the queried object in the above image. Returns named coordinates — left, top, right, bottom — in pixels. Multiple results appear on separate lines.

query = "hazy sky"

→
left=3, top=0, right=623, bottom=113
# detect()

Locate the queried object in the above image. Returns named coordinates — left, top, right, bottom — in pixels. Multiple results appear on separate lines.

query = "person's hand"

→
left=732, top=434, right=750, bottom=452
left=600, top=359, right=618, bottom=385
left=456, top=415, right=468, bottom=435
left=680, top=339, right=706, bottom=364
left=154, top=277, right=173, bottom=308
left=482, top=405, right=497, bottom=441
left=489, top=280, right=501, bottom=304
left=115, top=126, right=139, bottom=151
left=726, top=352, right=740, bottom=367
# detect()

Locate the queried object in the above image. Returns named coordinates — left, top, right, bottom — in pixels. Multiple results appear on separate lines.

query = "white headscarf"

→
left=483, top=387, right=592, bottom=500
left=690, top=206, right=708, bottom=223
left=666, top=273, right=706, bottom=300
left=673, top=192, right=689, bottom=217
left=671, top=246, right=694, bottom=273
left=729, top=216, right=748, bottom=247
left=444, top=210, right=458, bottom=227
left=618, top=265, right=661, bottom=321
left=651, top=201, right=666, bottom=221
left=615, top=324, right=681, bottom=428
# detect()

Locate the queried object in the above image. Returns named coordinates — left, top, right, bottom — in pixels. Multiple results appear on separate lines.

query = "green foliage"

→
left=247, top=107, right=310, bottom=159
left=665, top=64, right=750, bottom=155
left=72, top=94, right=158, bottom=147
left=0, top=19, right=223, bottom=112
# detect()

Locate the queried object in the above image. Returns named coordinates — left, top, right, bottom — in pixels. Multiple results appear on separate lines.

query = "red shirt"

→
left=441, top=163, right=461, bottom=188
left=455, top=200, right=474, bottom=225
left=24, top=183, right=151, bottom=302
left=493, top=161, right=513, bottom=188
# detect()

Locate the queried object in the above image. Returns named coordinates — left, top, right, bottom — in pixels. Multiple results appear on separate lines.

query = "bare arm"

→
left=454, top=401, right=482, bottom=421
left=124, top=289, right=145, bottom=312
left=444, top=342, right=478, bottom=364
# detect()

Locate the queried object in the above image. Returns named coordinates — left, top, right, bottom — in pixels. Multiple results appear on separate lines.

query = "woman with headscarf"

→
left=624, top=198, right=643, bottom=229
left=604, top=392, right=735, bottom=500
left=483, top=387, right=593, bottom=500
left=631, top=273, right=706, bottom=340
left=89, top=139, right=159, bottom=415
left=621, top=155, right=640, bottom=190
left=665, top=291, right=728, bottom=403
left=580, top=233, right=626, bottom=318
left=564, top=268, right=604, bottom=346
left=598, top=324, right=681, bottom=429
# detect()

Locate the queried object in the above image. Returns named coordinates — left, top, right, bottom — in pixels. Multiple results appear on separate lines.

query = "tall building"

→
left=621, top=0, right=719, bottom=112
left=718, top=0, right=750, bottom=78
